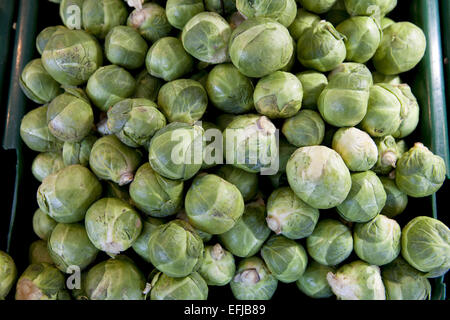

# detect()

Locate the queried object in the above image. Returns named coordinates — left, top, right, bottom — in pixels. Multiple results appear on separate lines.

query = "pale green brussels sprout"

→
left=254, top=71, right=303, bottom=119
left=59, top=0, right=85, bottom=29
left=86, top=65, right=136, bottom=112
left=286, top=146, right=351, bottom=209
left=20, top=59, right=63, bottom=104
left=297, top=21, right=346, bottom=72
left=148, top=271, right=208, bottom=300
left=298, top=0, right=338, bottom=14
left=146, top=37, right=194, bottom=82
left=205, top=0, right=236, bottom=15
left=395, top=143, right=446, bottom=198
left=261, top=235, right=308, bottom=283
left=148, top=122, right=204, bottom=180
left=267, top=138, right=297, bottom=188
left=230, top=256, right=278, bottom=300
left=229, top=17, right=293, bottom=78
left=282, top=110, right=325, bottom=147
left=266, top=187, right=319, bottom=240
left=36, top=25, right=66, bottom=55
left=0, top=251, right=17, bottom=300
left=401, top=216, right=450, bottom=278
left=148, top=219, right=204, bottom=277
left=296, top=261, right=335, bottom=298
left=380, top=17, right=395, bottom=29
left=206, top=64, right=254, bottom=114
left=32, top=208, right=58, bottom=240
left=288, top=9, right=320, bottom=41
left=185, top=174, right=245, bottom=234
left=85, top=256, right=146, bottom=300
left=82, top=0, right=127, bottom=39
left=306, top=219, right=353, bottom=266
left=176, top=210, right=213, bottom=242
left=129, top=163, right=184, bottom=217
left=337, top=171, right=386, bottom=223
left=89, top=135, right=143, bottom=186
left=325, top=0, right=349, bottom=25
left=132, top=217, right=164, bottom=263
left=37, top=164, right=102, bottom=223
left=85, top=198, right=143, bottom=256
left=219, top=200, right=271, bottom=257
left=42, top=28, right=102, bottom=86
left=318, top=63, right=372, bottom=127
left=166, top=0, right=205, bottom=30
left=372, top=71, right=401, bottom=85
left=373, top=22, right=426, bottom=75
left=133, top=70, right=163, bottom=101
left=372, top=135, right=402, bottom=174
left=296, top=71, right=328, bottom=110
left=48, top=223, right=99, bottom=272
left=216, top=165, right=258, bottom=202
left=198, top=244, right=236, bottom=286
left=332, top=127, right=378, bottom=172
left=392, top=84, right=420, bottom=139
left=327, top=260, right=386, bottom=300
left=29, top=240, right=54, bottom=265
left=62, top=134, right=97, bottom=167
left=382, top=257, right=431, bottom=300
left=127, top=3, right=172, bottom=42
left=380, top=177, right=408, bottom=218
left=236, top=0, right=297, bottom=27
left=15, top=263, right=70, bottom=300
left=32, top=152, right=65, bottom=182
left=343, top=0, right=397, bottom=16
left=228, top=10, right=247, bottom=29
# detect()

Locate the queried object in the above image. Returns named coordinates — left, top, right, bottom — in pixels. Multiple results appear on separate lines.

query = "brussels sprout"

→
left=372, top=136, right=400, bottom=175
left=337, top=171, right=386, bottom=223
left=86, top=65, right=136, bottom=112
left=59, top=0, right=85, bottom=29
left=166, top=0, right=205, bottom=30
left=81, top=0, right=127, bottom=39
left=298, top=0, right=338, bottom=14
left=392, top=84, right=419, bottom=139
left=146, top=37, right=194, bottom=82
left=133, top=70, right=163, bottom=101
left=148, top=271, right=208, bottom=300
left=132, top=217, right=164, bottom=263
left=332, top=127, right=377, bottom=172
left=296, top=71, right=328, bottom=110
left=288, top=9, right=320, bottom=41
left=148, top=220, right=204, bottom=277
left=15, top=263, right=70, bottom=300
left=206, top=64, right=254, bottom=114
left=198, top=244, right=236, bottom=286
left=280, top=38, right=297, bottom=73
left=85, top=256, right=146, bottom=300
left=401, top=216, right=450, bottom=278
left=0, top=251, right=17, bottom=299
left=372, top=71, right=401, bottom=85
left=176, top=210, right=213, bottom=242
left=230, top=257, right=278, bottom=300
left=267, top=139, right=297, bottom=188
left=29, top=240, right=54, bottom=265
left=286, top=146, right=351, bottom=209
left=325, top=0, right=350, bottom=25
left=216, top=165, right=258, bottom=202
left=32, top=208, right=58, bottom=241
left=236, top=0, right=297, bottom=27
left=395, top=143, right=446, bottom=198
left=62, top=134, right=97, bottom=167
left=382, top=257, right=431, bottom=300
left=318, top=63, right=372, bottom=127
left=229, top=17, right=293, bottom=78
left=127, top=3, right=172, bottom=42
left=42, top=28, right=102, bottom=86
left=380, top=17, right=395, bottom=29
left=36, top=25, right=66, bottom=55
left=85, top=198, right=142, bottom=256
left=32, top=152, right=65, bottom=182
left=380, top=177, right=408, bottom=218
left=297, top=21, right=346, bottom=72
left=373, top=22, right=426, bottom=75
left=37, top=164, right=102, bottom=223
left=218, top=200, right=271, bottom=257
left=296, top=261, right=335, bottom=298
left=327, top=260, right=386, bottom=300
left=205, top=0, right=236, bottom=15
left=89, top=135, right=143, bottom=186
left=282, top=110, right=325, bottom=147
left=343, top=0, right=397, bottom=16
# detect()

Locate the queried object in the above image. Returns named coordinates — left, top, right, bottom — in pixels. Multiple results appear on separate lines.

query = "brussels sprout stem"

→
left=235, top=269, right=260, bottom=285
left=266, top=217, right=281, bottom=235
left=119, top=173, right=134, bottom=186
left=381, top=151, right=398, bottom=168
left=211, top=244, right=225, bottom=261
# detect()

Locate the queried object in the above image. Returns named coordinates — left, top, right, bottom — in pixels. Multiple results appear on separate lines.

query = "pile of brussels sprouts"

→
left=1, top=0, right=450, bottom=301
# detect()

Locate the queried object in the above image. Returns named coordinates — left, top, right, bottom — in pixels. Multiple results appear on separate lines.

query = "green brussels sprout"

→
left=36, top=25, right=66, bottom=55
left=372, top=71, right=401, bottom=85
left=0, top=251, right=17, bottom=300
left=280, top=38, right=297, bottom=72
left=296, top=71, right=328, bottom=110
left=157, top=79, right=208, bottom=124
left=148, top=271, right=208, bottom=300
left=286, top=146, right=351, bottom=209
left=216, top=165, right=258, bottom=202
left=296, top=261, right=335, bottom=298
left=282, top=110, right=325, bottom=147
left=166, top=0, right=205, bottom=30
left=318, top=63, right=372, bottom=127
left=229, top=17, right=293, bottom=78
left=380, top=177, right=408, bottom=218
left=228, top=11, right=247, bottom=29
left=297, top=21, right=346, bottom=72
left=261, top=235, right=308, bottom=283
left=382, top=257, right=431, bottom=300
left=395, top=143, right=446, bottom=198
left=401, top=216, right=450, bottom=278
left=236, top=0, right=297, bottom=27
left=219, top=200, right=271, bottom=257
left=32, top=152, right=65, bottom=182
left=37, top=164, right=102, bottom=223
left=86, top=65, right=136, bottom=112
left=15, top=263, right=70, bottom=300
left=176, top=210, right=213, bottom=242
left=146, top=37, right=194, bottom=82
left=380, top=17, right=395, bottom=29
left=288, top=9, right=320, bottom=41
left=327, top=260, right=386, bottom=300
left=89, top=135, right=143, bottom=186
left=181, top=12, right=231, bottom=64
left=81, top=0, right=127, bottom=39
left=205, top=0, right=236, bottom=15
left=343, top=0, right=397, bottom=16
left=254, top=71, right=303, bottom=119
left=205, top=64, right=254, bottom=114
left=325, top=0, right=350, bottom=25
left=129, top=163, right=184, bottom=217
left=148, top=122, right=204, bottom=180
left=230, top=256, right=278, bottom=300
left=392, top=84, right=419, bottom=139
left=133, top=70, right=163, bottom=101
left=132, top=217, right=164, bottom=263
left=332, top=127, right=378, bottom=171
left=127, top=3, right=172, bottom=42
left=148, top=219, right=204, bottom=277
left=372, top=135, right=402, bottom=175
left=62, top=134, right=97, bottom=167
left=337, top=171, right=387, bottom=223
left=32, top=208, right=58, bottom=241
left=198, top=244, right=236, bottom=286
left=29, top=240, right=54, bottom=265
left=185, top=174, right=245, bottom=234
left=298, top=0, right=338, bottom=14
left=267, top=138, right=297, bottom=188
left=373, top=22, right=426, bottom=75
left=85, top=198, right=143, bottom=256
left=306, top=219, right=353, bottom=266
left=42, top=28, right=102, bottom=86
left=85, top=256, right=146, bottom=300
left=266, top=187, right=319, bottom=240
